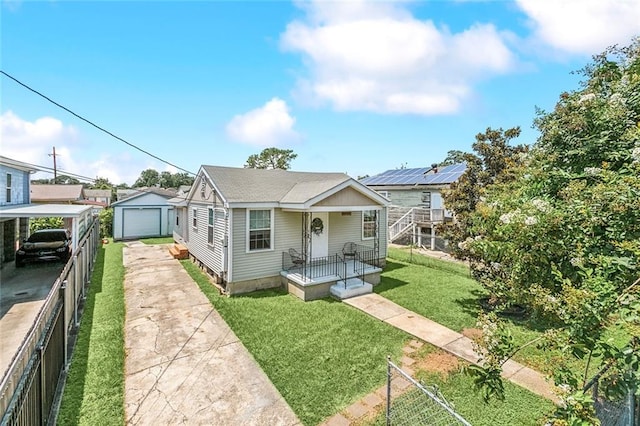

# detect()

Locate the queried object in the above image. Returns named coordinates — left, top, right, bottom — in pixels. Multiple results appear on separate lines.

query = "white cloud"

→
left=225, top=98, right=301, bottom=146
left=516, top=0, right=640, bottom=55
left=280, top=1, right=516, bottom=115
left=0, top=110, right=143, bottom=185
left=0, top=110, right=79, bottom=175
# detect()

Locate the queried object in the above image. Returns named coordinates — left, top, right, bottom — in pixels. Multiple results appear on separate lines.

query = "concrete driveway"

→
left=123, top=242, right=300, bottom=425
left=0, top=260, right=64, bottom=377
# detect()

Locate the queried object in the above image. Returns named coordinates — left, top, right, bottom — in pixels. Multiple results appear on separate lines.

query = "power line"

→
left=19, top=159, right=192, bottom=202
left=0, top=70, right=196, bottom=176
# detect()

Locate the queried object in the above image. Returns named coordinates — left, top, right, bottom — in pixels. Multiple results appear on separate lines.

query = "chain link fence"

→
left=386, top=359, right=470, bottom=426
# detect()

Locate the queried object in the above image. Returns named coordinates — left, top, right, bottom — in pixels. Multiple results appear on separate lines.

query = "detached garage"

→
left=112, top=189, right=176, bottom=240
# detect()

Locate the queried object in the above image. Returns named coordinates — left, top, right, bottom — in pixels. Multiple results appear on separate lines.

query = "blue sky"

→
left=2, top=0, right=639, bottom=185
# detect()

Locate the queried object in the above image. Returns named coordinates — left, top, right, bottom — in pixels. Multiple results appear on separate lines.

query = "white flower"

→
left=531, top=199, right=550, bottom=213
left=491, top=262, right=501, bottom=271
left=578, top=93, right=596, bottom=104
left=499, top=213, right=513, bottom=224
left=583, top=167, right=601, bottom=175
left=524, top=216, right=537, bottom=226
left=609, top=92, right=623, bottom=105
left=570, top=257, right=583, bottom=266
left=632, top=147, right=640, bottom=163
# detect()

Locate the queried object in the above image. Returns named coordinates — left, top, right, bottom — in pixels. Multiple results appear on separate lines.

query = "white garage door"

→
left=123, top=208, right=161, bottom=239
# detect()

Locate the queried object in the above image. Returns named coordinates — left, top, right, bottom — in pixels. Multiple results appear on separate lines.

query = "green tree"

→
left=91, top=177, right=113, bottom=189
left=245, top=147, right=297, bottom=170
left=133, top=169, right=160, bottom=188
left=53, top=174, right=81, bottom=185
left=440, top=127, right=527, bottom=259
left=439, top=150, right=467, bottom=166
left=457, top=41, right=640, bottom=423
left=30, top=217, right=64, bottom=233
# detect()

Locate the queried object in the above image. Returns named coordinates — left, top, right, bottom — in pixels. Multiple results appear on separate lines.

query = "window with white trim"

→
left=247, top=209, right=272, bottom=251
left=378, top=190, right=390, bottom=200
left=192, top=208, right=197, bottom=228
left=362, top=210, right=377, bottom=239
left=6, top=173, right=11, bottom=203
left=207, top=207, right=214, bottom=246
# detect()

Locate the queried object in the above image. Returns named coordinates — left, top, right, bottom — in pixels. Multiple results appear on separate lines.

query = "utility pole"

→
left=49, top=146, right=59, bottom=183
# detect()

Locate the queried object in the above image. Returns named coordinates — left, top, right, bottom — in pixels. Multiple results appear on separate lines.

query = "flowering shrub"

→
left=447, top=40, right=640, bottom=423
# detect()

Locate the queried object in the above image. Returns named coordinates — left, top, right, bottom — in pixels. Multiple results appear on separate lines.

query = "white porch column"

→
left=430, top=225, right=435, bottom=250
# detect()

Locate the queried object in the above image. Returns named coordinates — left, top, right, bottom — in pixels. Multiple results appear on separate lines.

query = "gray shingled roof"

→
left=202, top=166, right=350, bottom=204
left=84, top=189, right=111, bottom=198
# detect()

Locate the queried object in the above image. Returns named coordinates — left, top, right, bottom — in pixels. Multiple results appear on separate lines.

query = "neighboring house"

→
left=112, top=188, right=177, bottom=240
left=170, top=165, right=389, bottom=301
left=116, top=188, right=139, bottom=201
left=361, top=163, right=466, bottom=250
left=0, top=156, right=38, bottom=266
left=84, top=189, right=112, bottom=207
left=30, top=184, right=86, bottom=204
left=0, top=157, right=94, bottom=267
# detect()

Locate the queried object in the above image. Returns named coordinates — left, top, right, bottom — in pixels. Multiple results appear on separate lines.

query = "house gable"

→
left=312, top=186, right=380, bottom=208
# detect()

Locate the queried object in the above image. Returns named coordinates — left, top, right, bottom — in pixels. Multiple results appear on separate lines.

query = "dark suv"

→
left=15, top=229, right=72, bottom=267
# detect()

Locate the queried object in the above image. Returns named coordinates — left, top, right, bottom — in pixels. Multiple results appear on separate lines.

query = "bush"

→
left=99, top=208, right=113, bottom=239
left=30, top=217, right=64, bottom=233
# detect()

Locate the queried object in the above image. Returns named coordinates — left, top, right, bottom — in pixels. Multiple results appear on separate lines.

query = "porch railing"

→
left=282, top=243, right=379, bottom=284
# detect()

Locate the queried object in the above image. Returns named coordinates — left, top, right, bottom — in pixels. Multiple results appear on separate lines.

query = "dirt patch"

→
left=461, top=327, right=482, bottom=341
left=413, top=350, right=460, bottom=379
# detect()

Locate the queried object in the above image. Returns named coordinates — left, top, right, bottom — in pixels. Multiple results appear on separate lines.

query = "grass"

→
left=380, top=248, right=482, bottom=332
left=415, top=369, right=554, bottom=425
left=140, top=236, right=174, bottom=245
left=383, top=247, right=632, bottom=380
left=57, top=241, right=125, bottom=426
left=180, top=260, right=409, bottom=426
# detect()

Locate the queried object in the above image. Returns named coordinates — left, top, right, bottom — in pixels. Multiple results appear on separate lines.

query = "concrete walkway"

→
left=123, top=242, right=300, bottom=425
left=343, top=293, right=558, bottom=402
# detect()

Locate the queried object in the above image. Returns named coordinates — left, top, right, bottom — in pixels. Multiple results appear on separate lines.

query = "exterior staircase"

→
left=169, top=243, right=189, bottom=260
left=388, top=207, right=445, bottom=243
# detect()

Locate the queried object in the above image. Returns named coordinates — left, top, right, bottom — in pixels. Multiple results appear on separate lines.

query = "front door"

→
left=309, top=212, right=329, bottom=259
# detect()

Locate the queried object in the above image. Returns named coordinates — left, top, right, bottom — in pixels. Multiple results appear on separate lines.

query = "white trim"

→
left=192, top=207, right=198, bottom=229
left=245, top=208, right=274, bottom=253
left=227, top=208, right=233, bottom=282
left=185, top=168, right=229, bottom=206
left=281, top=205, right=383, bottom=212
left=207, top=206, right=215, bottom=248
left=361, top=209, right=377, bottom=241
left=228, top=202, right=280, bottom=209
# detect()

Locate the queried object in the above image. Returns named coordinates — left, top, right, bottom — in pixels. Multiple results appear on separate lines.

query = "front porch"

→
left=281, top=245, right=382, bottom=301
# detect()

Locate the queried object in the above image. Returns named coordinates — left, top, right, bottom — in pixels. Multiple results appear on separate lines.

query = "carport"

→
left=0, top=204, right=94, bottom=264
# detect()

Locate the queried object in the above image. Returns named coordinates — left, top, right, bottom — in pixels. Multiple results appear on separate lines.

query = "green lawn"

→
left=57, top=241, right=125, bottom=426
left=140, top=236, right=174, bottom=245
left=180, top=260, right=409, bottom=425
left=382, top=247, right=559, bottom=371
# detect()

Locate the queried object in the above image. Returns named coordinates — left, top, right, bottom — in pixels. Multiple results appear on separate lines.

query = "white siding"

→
left=231, top=208, right=301, bottom=283
left=112, top=192, right=173, bottom=240
left=231, top=208, right=387, bottom=283
left=187, top=201, right=227, bottom=276
left=328, top=209, right=387, bottom=258
left=381, top=188, right=443, bottom=209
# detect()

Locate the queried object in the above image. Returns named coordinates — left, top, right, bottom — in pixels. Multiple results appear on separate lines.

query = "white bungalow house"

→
left=361, top=163, right=466, bottom=250
left=170, top=165, right=389, bottom=301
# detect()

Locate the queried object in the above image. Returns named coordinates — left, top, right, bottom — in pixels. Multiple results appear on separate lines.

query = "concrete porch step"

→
left=330, top=278, right=373, bottom=300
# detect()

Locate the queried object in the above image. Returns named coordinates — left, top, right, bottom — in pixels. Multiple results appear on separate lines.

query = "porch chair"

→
left=342, top=242, right=357, bottom=260
left=288, top=248, right=305, bottom=269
